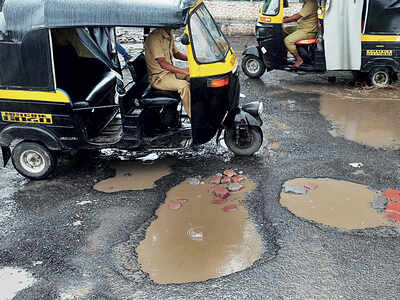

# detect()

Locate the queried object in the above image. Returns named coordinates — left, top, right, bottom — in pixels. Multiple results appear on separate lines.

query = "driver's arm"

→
left=283, top=13, right=301, bottom=23
left=155, top=57, right=189, bottom=76
left=174, top=51, right=188, bottom=61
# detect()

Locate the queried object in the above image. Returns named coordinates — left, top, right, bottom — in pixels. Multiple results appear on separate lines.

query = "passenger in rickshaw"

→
left=282, top=0, right=318, bottom=67
left=144, top=27, right=191, bottom=118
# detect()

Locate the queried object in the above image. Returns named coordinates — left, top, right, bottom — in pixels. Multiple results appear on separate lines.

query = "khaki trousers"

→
left=283, top=25, right=316, bottom=53
left=151, top=73, right=191, bottom=118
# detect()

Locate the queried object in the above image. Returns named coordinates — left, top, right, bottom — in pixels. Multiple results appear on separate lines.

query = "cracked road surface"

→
left=0, top=36, right=400, bottom=300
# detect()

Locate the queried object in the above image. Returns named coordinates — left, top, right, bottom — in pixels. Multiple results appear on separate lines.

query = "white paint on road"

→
left=0, top=267, right=36, bottom=300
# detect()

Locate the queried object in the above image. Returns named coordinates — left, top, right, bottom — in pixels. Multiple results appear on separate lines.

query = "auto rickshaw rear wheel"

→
left=368, top=67, right=392, bottom=87
left=11, top=142, right=56, bottom=180
left=241, top=55, right=266, bottom=79
left=224, top=126, right=263, bottom=156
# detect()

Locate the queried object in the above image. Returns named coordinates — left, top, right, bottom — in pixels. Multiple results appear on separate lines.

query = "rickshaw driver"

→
left=144, top=27, right=191, bottom=118
left=282, top=0, right=318, bottom=68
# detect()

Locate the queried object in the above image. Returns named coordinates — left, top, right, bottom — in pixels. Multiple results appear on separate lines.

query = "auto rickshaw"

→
left=0, top=0, right=264, bottom=179
left=242, top=0, right=400, bottom=87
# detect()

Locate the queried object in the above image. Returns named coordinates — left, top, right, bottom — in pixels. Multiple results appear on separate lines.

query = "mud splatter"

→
left=136, top=176, right=263, bottom=284
left=94, top=159, right=172, bottom=193
left=320, top=96, right=400, bottom=149
left=280, top=178, right=395, bottom=231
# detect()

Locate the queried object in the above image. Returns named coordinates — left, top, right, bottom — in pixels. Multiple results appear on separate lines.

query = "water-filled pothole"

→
left=280, top=178, right=398, bottom=231
left=136, top=175, right=264, bottom=284
left=320, top=96, right=400, bottom=149
left=93, top=159, right=172, bottom=192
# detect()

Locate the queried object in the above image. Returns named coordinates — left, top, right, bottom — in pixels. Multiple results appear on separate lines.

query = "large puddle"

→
left=136, top=175, right=263, bottom=284
left=320, top=96, right=400, bottom=149
left=94, top=160, right=172, bottom=193
left=280, top=178, right=395, bottom=231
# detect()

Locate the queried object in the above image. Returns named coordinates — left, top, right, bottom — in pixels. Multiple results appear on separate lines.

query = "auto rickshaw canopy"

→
left=1, top=0, right=197, bottom=33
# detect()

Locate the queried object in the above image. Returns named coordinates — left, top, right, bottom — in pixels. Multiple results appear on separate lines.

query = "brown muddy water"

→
left=136, top=177, right=263, bottom=284
left=93, top=160, right=172, bottom=193
left=320, top=96, right=400, bottom=149
left=280, top=178, right=395, bottom=231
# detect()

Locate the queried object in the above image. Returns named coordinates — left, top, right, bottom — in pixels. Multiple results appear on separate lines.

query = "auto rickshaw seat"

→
left=296, top=38, right=318, bottom=45
left=140, top=85, right=180, bottom=107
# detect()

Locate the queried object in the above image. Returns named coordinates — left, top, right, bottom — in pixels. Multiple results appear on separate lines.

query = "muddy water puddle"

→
left=281, top=178, right=396, bottom=231
left=94, top=159, right=172, bottom=193
left=136, top=176, right=263, bottom=284
left=320, top=96, right=400, bottom=149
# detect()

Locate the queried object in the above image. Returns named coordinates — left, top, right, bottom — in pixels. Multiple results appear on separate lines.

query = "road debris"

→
left=382, top=188, right=400, bottom=202
left=221, top=176, right=233, bottom=184
left=349, top=162, right=364, bottom=168
left=371, top=196, right=388, bottom=210
left=228, top=183, right=243, bottom=192
left=284, top=185, right=307, bottom=195
left=76, top=201, right=92, bottom=206
left=210, top=175, right=222, bottom=185
left=188, top=177, right=201, bottom=185
left=168, top=202, right=182, bottom=210
left=73, top=220, right=83, bottom=226
left=223, top=204, right=238, bottom=212
left=223, top=169, right=237, bottom=177
left=304, top=182, right=318, bottom=191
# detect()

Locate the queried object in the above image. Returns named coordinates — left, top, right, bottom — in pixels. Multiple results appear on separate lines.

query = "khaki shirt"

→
left=297, top=0, right=318, bottom=33
left=144, top=28, right=178, bottom=82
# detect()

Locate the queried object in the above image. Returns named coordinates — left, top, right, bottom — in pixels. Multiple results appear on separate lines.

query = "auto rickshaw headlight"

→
left=242, top=101, right=263, bottom=117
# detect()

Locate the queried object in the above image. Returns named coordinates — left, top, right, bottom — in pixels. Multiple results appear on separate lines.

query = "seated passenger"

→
left=283, top=0, right=318, bottom=67
left=144, top=27, right=191, bottom=118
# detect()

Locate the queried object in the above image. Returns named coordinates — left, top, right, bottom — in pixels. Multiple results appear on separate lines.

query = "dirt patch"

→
left=93, top=160, right=172, bottom=193
left=280, top=178, right=395, bottom=231
left=136, top=176, right=263, bottom=284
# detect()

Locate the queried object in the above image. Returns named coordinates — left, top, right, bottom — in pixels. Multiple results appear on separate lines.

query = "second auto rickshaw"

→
left=0, top=0, right=264, bottom=179
left=242, top=0, right=400, bottom=87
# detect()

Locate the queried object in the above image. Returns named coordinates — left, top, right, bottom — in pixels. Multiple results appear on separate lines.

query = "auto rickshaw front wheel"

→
left=11, top=142, right=56, bottom=180
left=241, top=55, right=266, bottom=79
left=368, top=67, right=393, bottom=87
left=224, top=126, right=263, bottom=156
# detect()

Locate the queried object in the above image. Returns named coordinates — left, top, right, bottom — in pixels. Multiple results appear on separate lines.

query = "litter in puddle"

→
left=284, top=185, right=307, bottom=195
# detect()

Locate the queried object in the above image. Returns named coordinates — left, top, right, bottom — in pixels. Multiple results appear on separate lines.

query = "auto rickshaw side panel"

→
left=360, top=0, right=400, bottom=73
left=0, top=28, right=83, bottom=151
left=0, top=89, right=83, bottom=150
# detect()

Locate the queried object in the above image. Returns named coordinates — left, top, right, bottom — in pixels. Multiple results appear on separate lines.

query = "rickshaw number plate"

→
left=366, top=50, right=393, bottom=56
left=1, top=112, right=53, bottom=124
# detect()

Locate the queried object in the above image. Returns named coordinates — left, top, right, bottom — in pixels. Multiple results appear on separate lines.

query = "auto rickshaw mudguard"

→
left=243, top=45, right=262, bottom=59
left=361, top=58, right=400, bottom=73
left=1, top=146, right=11, bottom=167
left=225, top=102, right=263, bottom=128
left=0, top=125, right=62, bottom=151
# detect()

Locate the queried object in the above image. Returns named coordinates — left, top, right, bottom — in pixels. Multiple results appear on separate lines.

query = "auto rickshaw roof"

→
left=1, top=0, right=198, bottom=31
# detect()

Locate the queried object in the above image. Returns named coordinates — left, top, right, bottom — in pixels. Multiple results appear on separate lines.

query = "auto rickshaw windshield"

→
left=189, top=4, right=229, bottom=64
left=262, top=0, right=280, bottom=16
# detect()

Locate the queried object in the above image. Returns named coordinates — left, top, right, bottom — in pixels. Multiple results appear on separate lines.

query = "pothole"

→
left=280, top=178, right=398, bottom=232
left=135, top=173, right=264, bottom=284
left=320, top=96, right=400, bottom=149
left=93, top=159, right=173, bottom=193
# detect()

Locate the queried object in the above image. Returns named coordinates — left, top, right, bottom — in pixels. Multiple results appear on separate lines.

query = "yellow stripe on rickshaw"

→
left=0, top=89, right=70, bottom=103
left=362, top=35, right=400, bottom=42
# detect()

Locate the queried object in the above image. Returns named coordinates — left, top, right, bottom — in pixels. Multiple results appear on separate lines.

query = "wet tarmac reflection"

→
left=281, top=178, right=394, bottom=231
left=320, top=96, right=400, bottom=149
left=136, top=177, right=263, bottom=284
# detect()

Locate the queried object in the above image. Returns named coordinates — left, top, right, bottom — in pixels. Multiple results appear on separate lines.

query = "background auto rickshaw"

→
left=0, top=0, right=264, bottom=179
left=242, top=0, right=400, bottom=87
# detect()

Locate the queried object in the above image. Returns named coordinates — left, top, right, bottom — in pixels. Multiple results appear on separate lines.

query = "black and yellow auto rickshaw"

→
left=0, top=0, right=264, bottom=179
left=242, top=0, right=400, bottom=87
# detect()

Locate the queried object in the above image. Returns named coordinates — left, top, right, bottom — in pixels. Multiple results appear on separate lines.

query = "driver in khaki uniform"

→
left=283, top=0, right=318, bottom=67
left=144, top=27, right=191, bottom=118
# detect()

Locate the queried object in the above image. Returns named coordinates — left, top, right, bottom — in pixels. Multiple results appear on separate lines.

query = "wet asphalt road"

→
left=1, top=36, right=400, bottom=300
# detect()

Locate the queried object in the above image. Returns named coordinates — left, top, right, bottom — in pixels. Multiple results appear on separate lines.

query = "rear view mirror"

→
left=180, top=33, right=190, bottom=46
left=283, top=0, right=289, bottom=8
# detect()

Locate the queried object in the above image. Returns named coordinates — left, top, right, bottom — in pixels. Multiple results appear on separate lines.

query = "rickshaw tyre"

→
left=367, top=67, right=392, bottom=87
left=11, top=142, right=56, bottom=180
left=241, top=55, right=266, bottom=79
left=224, top=126, right=263, bottom=156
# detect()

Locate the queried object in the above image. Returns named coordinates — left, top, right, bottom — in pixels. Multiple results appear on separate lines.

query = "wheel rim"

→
left=373, top=71, right=389, bottom=86
left=245, top=58, right=261, bottom=75
left=20, top=149, right=46, bottom=174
